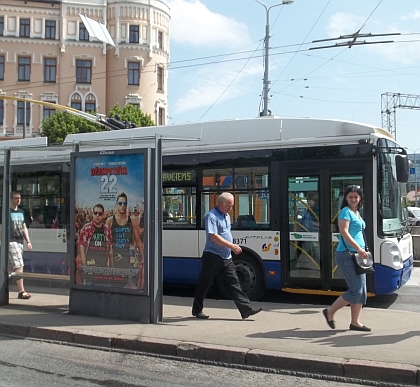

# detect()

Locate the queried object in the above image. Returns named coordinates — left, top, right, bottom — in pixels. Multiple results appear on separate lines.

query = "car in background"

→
left=407, top=207, right=420, bottom=226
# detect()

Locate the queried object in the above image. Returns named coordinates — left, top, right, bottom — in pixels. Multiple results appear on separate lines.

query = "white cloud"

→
left=326, top=12, right=365, bottom=37
left=401, top=9, right=420, bottom=20
left=371, top=37, right=420, bottom=65
left=167, top=0, right=252, bottom=48
left=172, top=61, right=262, bottom=114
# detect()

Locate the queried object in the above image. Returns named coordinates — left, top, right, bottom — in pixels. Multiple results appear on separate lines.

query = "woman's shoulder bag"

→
left=341, top=217, right=374, bottom=275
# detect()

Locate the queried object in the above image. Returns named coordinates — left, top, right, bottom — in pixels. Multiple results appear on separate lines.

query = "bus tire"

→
left=216, top=253, right=266, bottom=301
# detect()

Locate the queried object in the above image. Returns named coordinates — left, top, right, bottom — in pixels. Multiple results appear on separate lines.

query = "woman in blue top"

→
left=322, top=185, right=371, bottom=332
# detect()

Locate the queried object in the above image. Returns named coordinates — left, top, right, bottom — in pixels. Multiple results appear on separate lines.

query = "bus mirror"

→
left=395, top=154, right=409, bottom=183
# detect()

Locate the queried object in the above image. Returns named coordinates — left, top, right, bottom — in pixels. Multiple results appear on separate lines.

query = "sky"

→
left=165, top=0, right=420, bottom=152
left=74, top=153, right=144, bottom=211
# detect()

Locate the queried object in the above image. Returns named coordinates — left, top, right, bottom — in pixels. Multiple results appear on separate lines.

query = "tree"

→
left=109, top=104, right=155, bottom=127
left=41, top=111, right=105, bottom=144
left=41, top=104, right=155, bottom=144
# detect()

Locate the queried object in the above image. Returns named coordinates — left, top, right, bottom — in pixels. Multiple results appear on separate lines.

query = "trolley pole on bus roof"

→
left=253, top=0, right=294, bottom=117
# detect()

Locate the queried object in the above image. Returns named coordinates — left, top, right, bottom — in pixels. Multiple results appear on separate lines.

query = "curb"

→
left=1, top=323, right=419, bottom=385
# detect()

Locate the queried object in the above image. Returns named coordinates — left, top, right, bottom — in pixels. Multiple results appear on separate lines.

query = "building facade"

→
left=0, top=0, right=169, bottom=138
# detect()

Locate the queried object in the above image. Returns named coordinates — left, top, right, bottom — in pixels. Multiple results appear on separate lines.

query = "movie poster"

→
left=73, top=151, right=145, bottom=290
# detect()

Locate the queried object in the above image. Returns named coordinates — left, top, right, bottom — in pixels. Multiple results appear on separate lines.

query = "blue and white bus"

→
left=2, top=117, right=413, bottom=299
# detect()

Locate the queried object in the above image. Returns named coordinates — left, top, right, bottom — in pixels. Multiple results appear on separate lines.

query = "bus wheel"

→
left=216, top=254, right=266, bottom=301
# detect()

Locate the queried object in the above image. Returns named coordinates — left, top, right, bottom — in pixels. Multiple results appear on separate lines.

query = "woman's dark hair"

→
left=340, top=185, right=363, bottom=210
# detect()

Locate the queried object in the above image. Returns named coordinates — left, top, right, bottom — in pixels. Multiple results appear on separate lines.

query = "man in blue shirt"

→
left=192, top=192, right=262, bottom=319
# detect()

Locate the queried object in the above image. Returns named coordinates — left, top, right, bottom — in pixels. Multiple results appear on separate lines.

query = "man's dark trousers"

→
left=192, top=251, right=252, bottom=317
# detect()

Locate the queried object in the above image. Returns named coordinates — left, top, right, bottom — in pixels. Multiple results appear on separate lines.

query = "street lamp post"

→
left=253, top=0, right=294, bottom=117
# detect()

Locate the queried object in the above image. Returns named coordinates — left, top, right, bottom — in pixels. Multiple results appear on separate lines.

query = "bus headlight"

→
left=380, top=241, right=403, bottom=269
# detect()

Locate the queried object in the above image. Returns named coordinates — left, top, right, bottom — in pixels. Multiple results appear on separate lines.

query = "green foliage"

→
left=109, top=103, right=155, bottom=127
left=41, top=104, right=155, bottom=145
left=41, top=111, right=104, bottom=144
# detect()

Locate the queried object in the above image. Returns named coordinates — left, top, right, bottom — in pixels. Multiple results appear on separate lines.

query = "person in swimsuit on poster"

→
left=106, top=192, right=144, bottom=289
left=77, top=203, right=113, bottom=285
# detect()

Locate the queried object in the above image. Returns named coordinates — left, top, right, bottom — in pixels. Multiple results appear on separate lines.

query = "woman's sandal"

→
left=18, top=292, right=31, bottom=299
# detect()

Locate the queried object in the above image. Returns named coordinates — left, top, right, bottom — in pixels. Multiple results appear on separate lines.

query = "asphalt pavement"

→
left=1, top=286, right=420, bottom=386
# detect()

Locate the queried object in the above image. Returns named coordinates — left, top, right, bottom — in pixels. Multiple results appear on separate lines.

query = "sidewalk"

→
left=1, top=291, right=420, bottom=385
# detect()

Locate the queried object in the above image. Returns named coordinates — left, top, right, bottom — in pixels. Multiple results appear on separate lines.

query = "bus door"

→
left=283, top=167, right=366, bottom=293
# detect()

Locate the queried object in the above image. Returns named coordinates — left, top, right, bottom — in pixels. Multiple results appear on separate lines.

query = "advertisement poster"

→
left=74, top=151, right=145, bottom=291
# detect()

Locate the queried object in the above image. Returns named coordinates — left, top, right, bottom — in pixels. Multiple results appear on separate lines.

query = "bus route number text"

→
left=233, top=238, right=247, bottom=245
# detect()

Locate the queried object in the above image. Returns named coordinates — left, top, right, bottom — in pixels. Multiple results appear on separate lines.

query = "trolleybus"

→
left=1, top=117, right=413, bottom=299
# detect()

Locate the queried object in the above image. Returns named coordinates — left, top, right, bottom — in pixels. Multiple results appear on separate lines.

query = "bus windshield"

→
left=378, top=140, right=406, bottom=236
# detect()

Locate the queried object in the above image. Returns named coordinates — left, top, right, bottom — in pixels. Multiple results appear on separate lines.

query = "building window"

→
left=71, top=93, right=82, bottom=110
left=44, top=58, right=56, bottom=82
left=158, top=31, right=163, bottom=49
left=128, top=62, right=140, bottom=85
left=129, top=25, right=139, bottom=43
left=85, top=93, right=96, bottom=112
left=20, top=18, right=30, bottom=37
left=0, top=100, right=3, bottom=125
left=17, top=100, right=30, bottom=125
left=0, top=56, right=4, bottom=80
left=85, top=102, right=95, bottom=112
left=76, top=60, right=91, bottom=83
left=43, top=103, right=56, bottom=119
left=45, top=20, right=56, bottom=39
left=71, top=101, right=82, bottom=110
left=158, top=107, right=165, bottom=126
left=79, top=22, right=89, bottom=41
left=18, top=57, right=31, bottom=81
left=0, top=16, right=4, bottom=36
left=157, top=66, right=164, bottom=91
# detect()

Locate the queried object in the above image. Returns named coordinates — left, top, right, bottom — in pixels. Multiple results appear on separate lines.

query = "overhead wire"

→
left=196, top=5, right=274, bottom=121
left=271, top=0, right=332, bottom=89
left=273, top=0, right=388, bottom=98
left=197, top=39, right=266, bottom=121
left=1, top=34, right=419, bottom=96
left=2, top=0, right=418, bottom=125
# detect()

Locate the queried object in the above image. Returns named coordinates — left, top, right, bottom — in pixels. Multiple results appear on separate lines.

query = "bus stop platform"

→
left=1, top=290, right=420, bottom=386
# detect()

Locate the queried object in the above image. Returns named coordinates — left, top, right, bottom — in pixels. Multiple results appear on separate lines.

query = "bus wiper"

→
left=396, top=220, right=409, bottom=241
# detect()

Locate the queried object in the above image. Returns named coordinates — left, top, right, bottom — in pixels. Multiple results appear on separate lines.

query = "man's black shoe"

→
left=242, top=307, right=263, bottom=320
left=193, top=311, right=209, bottom=319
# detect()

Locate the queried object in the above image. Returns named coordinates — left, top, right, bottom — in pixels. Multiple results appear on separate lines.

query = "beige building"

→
left=0, top=0, right=170, bottom=138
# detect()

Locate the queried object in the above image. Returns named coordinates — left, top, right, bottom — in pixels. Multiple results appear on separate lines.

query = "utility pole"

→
left=381, top=92, right=420, bottom=139
left=253, top=0, right=294, bottom=117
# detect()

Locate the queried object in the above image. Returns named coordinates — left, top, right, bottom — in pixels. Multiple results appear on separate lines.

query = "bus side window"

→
left=162, top=186, right=196, bottom=229
left=234, top=215, right=257, bottom=229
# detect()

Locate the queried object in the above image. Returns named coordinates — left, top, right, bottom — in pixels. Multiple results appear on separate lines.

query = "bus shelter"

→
left=0, top=137, right=163, bottom=323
